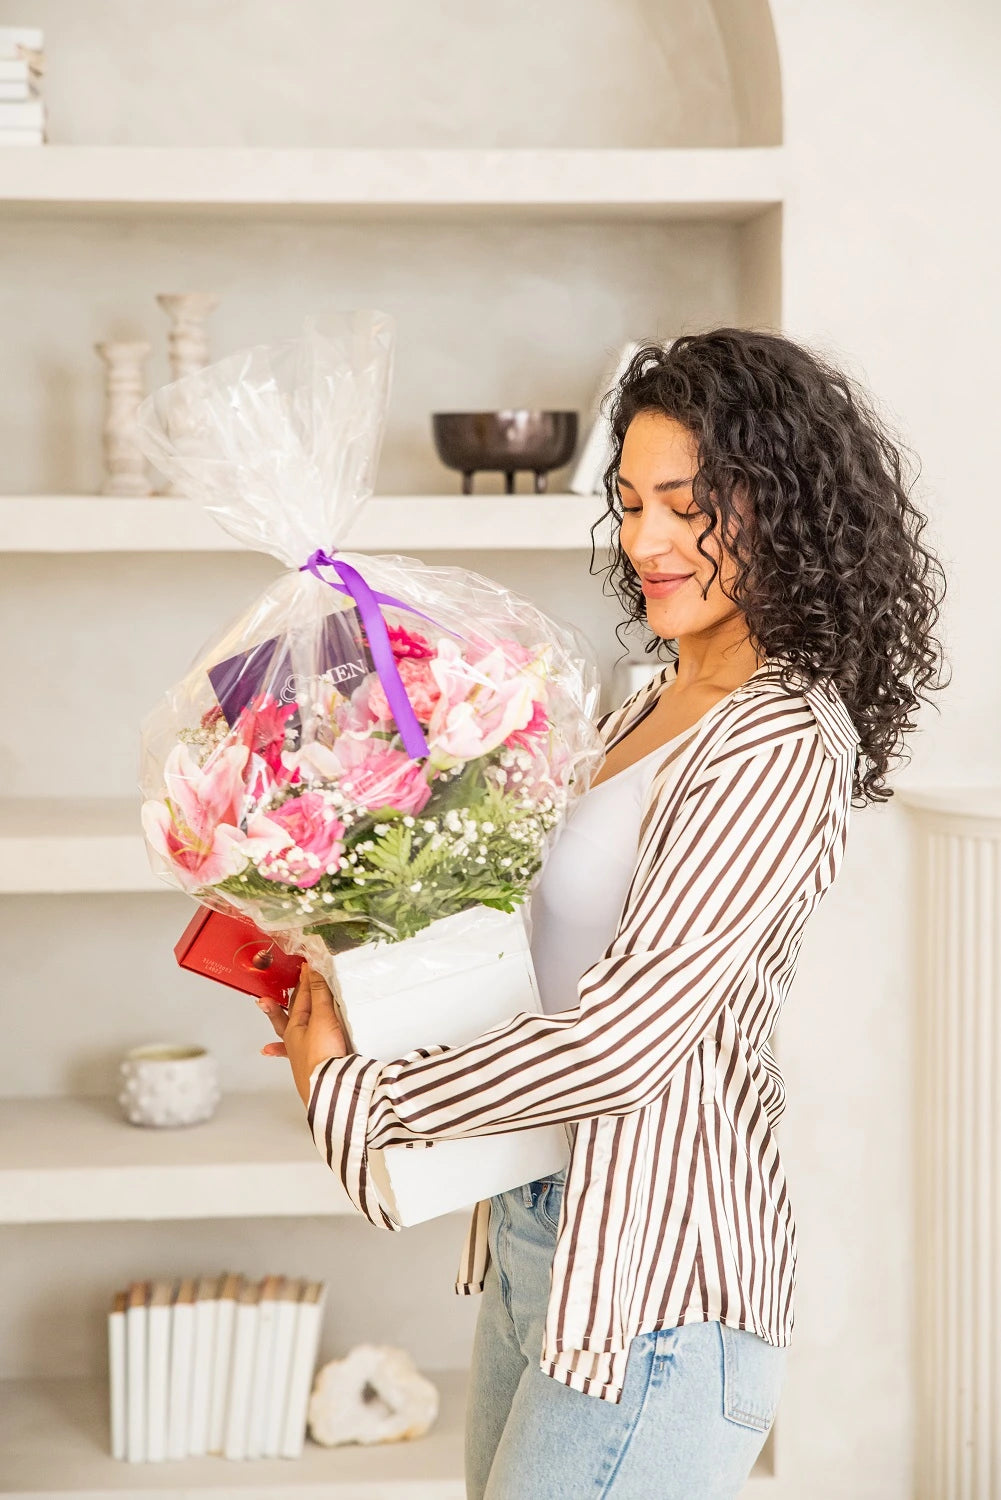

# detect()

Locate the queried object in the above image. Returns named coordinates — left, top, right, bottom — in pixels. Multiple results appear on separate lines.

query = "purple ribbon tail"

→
left=299, top=548, right=430, bottom=761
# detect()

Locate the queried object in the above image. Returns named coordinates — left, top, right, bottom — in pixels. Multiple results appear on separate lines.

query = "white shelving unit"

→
left=0, top=1369, right=470, bottom=1498
left=0, top=145, right=784, bottom=220
left=4, top=115, right=785, bottom=1489
left=0, top=1092, right=370, bottom=1224
left=0, top=799, right=155, bottom=894
left=0, top=494, right=605, bottom=553
left=0, top=1369, right=776, bottom=1497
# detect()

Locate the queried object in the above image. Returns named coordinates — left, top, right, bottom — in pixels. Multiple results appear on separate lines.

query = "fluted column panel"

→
left=904, top=792, right=1001, bottom=1500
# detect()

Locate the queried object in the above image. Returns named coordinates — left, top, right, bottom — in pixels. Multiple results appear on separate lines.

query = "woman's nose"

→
left=630, top=507, right=678, bottom=549
left=631, top=513, right=678, bottom=561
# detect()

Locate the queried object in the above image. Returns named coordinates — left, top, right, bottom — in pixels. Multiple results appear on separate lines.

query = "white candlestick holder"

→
left=155, top=293, right=220, bottom=494
left=157, top=292, right=219, bottom=381
left=95, top=340, right=153, bottom=497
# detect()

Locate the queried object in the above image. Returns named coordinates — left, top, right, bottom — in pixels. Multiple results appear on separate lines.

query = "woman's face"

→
left=616, top=411, right=745, bottom=643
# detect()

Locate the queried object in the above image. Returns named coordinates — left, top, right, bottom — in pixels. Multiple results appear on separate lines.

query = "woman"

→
left=256, top=329, right=946, bottom=1498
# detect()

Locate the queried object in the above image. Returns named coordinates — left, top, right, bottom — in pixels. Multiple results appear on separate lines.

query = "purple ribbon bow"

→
left=299, top=547, right=435, bottom=761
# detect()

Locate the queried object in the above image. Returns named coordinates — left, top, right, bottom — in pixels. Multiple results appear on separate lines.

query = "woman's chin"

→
left=644, top=602, right=689, bottom=639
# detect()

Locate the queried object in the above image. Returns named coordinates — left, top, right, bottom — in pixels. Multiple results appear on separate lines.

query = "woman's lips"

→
left=641, top=574, right=694, bottom=599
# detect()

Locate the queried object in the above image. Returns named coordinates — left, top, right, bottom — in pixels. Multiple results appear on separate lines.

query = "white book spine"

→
left=107, top=1293, right=127, bottom=1462
left=0, top=81, right=35, bottom=101
left=187, top=1277, right=220, bottom=1457
left=279, top=1283, right=326, bottom=1460
left=262, top=1281, right=301, bottom=1458
left=245, top=1278, right=282, bottom=1460
left=145, top=1283, right=172, bottom=1463
left=166, top=1280, right=196, bottom=1461
left=0, top=27, right=44, bottom=58
left=223, top=1284, right=260, bottom=1462
left=0, top=98, right=43, bottom=127
left=208, top=1274, right=241, bottom=1456
left=0, top=58, right=36, bottom=81
left=0, top=127, right=43, bottom=144
left=125, top=1283, right=148, bottom=1463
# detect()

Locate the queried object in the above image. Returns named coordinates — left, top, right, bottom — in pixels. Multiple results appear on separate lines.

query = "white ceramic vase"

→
left=118, top=1043, right=221, bottom=1128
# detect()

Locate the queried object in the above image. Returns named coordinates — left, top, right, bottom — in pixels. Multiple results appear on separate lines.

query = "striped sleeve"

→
left=307, top=723, right=838, bottom=1226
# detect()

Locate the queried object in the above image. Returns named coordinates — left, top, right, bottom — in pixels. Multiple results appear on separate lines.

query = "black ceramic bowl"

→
left=432, top=410, right=579, bottom=494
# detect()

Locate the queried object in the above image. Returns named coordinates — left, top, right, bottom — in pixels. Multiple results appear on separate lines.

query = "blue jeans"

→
left=465, top=1167, right=787, bottom=1499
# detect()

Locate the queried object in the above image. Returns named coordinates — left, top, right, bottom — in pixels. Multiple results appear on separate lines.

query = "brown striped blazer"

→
left=307, top=656, right=861, bottom=1403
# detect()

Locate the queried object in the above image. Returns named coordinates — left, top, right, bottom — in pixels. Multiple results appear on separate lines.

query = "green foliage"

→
left=210, top=754, right=558, bottom=953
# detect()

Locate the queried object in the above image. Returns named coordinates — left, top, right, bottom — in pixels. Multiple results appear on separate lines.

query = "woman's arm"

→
left=309, top=722, right=844, bottom=1226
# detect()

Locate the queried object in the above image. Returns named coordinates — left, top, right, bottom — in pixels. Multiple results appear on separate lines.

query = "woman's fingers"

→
left=302, top=966, right=349, bottom=1056
left=260, top=1040, right=288, bottom=1057
left=287, top=964, right=315, bottom=1025
left=256, top=996, right=288, bottom=1036
left=303, top=965, right=338, bottom=1028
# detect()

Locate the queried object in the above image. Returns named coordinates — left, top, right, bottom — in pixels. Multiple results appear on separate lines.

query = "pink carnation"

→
left=386, top=624, right=434, bottom=660
left=367, top=656, right=442, bottom=725
left=328, top=674, right=391, bottom=736
left=253, top=792, right=346, bottom=889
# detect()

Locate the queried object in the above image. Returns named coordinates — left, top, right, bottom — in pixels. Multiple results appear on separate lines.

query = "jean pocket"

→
left=537, top=1180, right=563, bottom=1231
left=718, top=1323, right=786, bottom=1433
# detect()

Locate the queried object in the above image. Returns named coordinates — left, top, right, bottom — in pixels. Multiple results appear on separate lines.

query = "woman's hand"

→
left=257, top=963, right=350, bottom=1108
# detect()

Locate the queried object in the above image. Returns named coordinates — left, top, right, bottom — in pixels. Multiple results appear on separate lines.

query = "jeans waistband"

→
left=519, top=1165, right=567, bottom=1207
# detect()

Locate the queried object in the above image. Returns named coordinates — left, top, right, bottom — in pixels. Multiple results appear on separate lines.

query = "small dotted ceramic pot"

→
left=118, top=1043, right=221, bottom=1128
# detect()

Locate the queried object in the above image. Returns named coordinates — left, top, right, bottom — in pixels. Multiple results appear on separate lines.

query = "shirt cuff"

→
left=306, top=1054, right=402, bottom=1230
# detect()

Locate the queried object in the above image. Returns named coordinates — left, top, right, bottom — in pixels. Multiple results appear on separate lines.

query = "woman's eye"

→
left=617, top=500, right=699, bottom=519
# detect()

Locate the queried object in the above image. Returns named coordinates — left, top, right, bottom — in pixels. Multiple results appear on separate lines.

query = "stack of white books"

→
left=107, top=1273, right=328, bottom=1463
left=0, top=26, right=45, bottom=145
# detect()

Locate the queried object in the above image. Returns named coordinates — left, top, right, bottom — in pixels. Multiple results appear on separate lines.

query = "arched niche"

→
left=41, top=0, right=782, bottom=149
left=634, top=0, right=782, bottom=146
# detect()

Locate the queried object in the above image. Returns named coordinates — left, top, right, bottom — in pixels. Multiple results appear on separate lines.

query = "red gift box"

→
left=174, top=905, right=304, bottom=1007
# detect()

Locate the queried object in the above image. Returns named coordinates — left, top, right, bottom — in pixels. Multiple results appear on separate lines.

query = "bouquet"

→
left=142, top=614, right=590, bottom=955
left=136, top=313, right=602, bottom=968
left=136, top=313, right=602, bottom=1222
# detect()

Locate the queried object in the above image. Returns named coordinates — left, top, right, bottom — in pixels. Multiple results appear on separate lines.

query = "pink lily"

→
left=426, top=637, right=546, bottom=767
left=142, top=741, right=283, bottom=892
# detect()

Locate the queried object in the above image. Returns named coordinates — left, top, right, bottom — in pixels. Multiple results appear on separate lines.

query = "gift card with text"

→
left=208, top=606, right=374, bottom=724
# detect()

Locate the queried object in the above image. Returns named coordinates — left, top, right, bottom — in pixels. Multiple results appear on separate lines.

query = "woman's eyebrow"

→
left=617, top=474, right=695, bottom=493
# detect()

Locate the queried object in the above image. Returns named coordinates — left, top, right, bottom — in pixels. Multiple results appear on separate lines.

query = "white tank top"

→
left=527, top=731, right=687, bottom=1016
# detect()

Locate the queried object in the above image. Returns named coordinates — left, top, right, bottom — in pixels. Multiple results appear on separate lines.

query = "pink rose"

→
left=367, top=657, right=442, bottom=726
left=253, top=792, right=345, bottom=889
left=337, top=742, right=432, bottom=815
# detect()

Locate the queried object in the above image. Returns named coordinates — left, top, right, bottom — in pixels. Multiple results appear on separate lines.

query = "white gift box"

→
left=324, top=905, right=570, bottom=1226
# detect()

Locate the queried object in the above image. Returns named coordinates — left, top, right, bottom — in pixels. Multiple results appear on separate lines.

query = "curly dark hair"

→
left=590, top=327, right=949, bottom=807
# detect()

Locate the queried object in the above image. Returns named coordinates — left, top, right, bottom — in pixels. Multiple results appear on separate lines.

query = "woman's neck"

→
left=672, top=623, right=765, bottom=695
